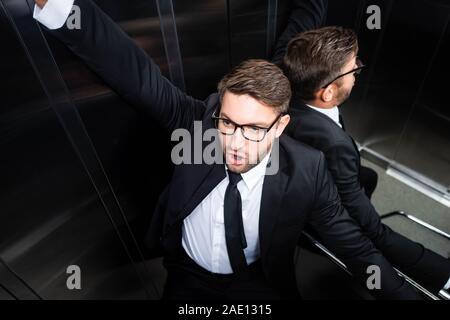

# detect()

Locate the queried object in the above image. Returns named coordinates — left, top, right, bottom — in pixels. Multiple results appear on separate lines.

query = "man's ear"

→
left=275, top=114, right=291, bottom=138
left=320, top=85, right=335, bottom=103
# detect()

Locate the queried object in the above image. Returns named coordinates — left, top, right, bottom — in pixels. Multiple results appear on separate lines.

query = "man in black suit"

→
left=33, top=0, right=422, bottom=299
left=275, top=3, right=450, bottom=295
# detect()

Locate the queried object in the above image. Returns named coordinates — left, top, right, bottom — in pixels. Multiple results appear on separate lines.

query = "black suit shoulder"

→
left=287, top=104, right=354, bottom=153
left=279, top=133, right=325, bottom=170
left=278, top=133, right=328, bottom=202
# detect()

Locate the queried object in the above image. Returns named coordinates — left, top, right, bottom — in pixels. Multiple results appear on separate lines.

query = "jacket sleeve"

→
left=323, top=142, right=386, bottom=239
left=271, top=0, right=328, bottom=65
left=308, top=153, right=422, bottom=299
left=324, top=142, right=450, bottom=295
left=39, top=0, right=206, bottom=132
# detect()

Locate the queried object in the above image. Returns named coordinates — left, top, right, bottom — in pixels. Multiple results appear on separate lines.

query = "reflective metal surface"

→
left=302, top=231, right=445, bottom=300
left=0, top=0, right=288, bottom=300
left=0, top=0, right=449, bottom=299
left=0, top=0, right=172, bottom=299
left=331, top=0, right=450, bottom=195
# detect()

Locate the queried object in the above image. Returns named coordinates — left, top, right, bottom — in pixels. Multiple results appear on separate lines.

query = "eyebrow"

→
left=220, top=112, right=270, bottom=127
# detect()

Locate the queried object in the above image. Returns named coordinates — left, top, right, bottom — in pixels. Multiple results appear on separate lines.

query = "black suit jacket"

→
left=274, top=0, right=449, bottom=296
left=286, top=100, right=450, bottom=295
left=44, top=0, right=422, bottom=299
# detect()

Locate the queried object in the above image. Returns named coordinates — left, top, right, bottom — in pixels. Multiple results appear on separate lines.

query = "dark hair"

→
left=282, top=26, right=358, bottom=101
left=218, top=59, right=291, bottom=113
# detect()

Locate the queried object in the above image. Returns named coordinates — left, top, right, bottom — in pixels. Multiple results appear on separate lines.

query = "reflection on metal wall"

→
left=329, top=0, right=450, bottom=196
left=0, top=0, right=169, bottom=299
left=1, top=0, right=449, bottom=299
left=0, top=0, right=290, bottom=299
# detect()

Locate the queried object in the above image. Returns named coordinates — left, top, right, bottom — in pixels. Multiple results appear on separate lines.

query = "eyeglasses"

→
left=211, top=111, right=284, bottom=142
left=322, top=58, right=365, bottom=88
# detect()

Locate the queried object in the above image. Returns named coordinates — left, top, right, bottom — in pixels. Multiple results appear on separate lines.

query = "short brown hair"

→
left=218, top=59, right=291, bottom=113
left=282, top=26, right=358, bottom=101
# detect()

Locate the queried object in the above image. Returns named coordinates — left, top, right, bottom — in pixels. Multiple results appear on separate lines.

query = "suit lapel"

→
left=170, top=116, right=227, bottom=225
left=259, top=145, right=289, bottom=260
left=175, top=162, right=226, bottom=224
left=339, top=114, right=361, bottom=158
left=338, top=114, right=346, bottom=130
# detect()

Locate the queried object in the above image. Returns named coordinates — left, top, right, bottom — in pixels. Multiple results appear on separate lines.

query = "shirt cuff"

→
left=444, top=277, right=450, bottom=290
left=33, top=0, right=75, bottom=30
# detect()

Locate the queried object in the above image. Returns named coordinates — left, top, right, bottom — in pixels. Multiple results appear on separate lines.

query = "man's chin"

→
left=226, top=162, right=255, bottom=174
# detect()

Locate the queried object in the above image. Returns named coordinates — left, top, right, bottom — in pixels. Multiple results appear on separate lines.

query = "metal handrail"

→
left=301, top=231, right=445, bottom=300
left=380, top=210, right=450, bottom=299
left=380, top=211, right=450, bottom=241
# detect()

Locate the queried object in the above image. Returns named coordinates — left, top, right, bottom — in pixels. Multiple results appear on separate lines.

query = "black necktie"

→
left=224, top=171, right=248, bottom=275
left=339, top=114, right=346, bottom=131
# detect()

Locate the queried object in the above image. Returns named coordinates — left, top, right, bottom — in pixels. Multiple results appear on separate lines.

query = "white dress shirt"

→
left=33, top=0, right=75, bottom=30
left=33, top=0, right=450, bottom=290
left=182, top=153, right=270, bottom=274
left=306, top=104, right=342, bottom=128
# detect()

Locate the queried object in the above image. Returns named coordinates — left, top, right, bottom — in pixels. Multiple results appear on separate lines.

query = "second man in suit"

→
left=278, top=22, right=450, bottom=295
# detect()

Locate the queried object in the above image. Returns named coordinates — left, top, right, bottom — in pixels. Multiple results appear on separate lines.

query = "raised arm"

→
left=34, top=0, right=206, bottom=132
left=271, top=0, right=328, bottom=65
left=308, top=153, right=422, bottom=299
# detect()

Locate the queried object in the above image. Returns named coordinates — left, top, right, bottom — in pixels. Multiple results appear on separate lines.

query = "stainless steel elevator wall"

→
left=327, top=0, right=450, bottom=195
left=0, top=0, right=448, bottom=299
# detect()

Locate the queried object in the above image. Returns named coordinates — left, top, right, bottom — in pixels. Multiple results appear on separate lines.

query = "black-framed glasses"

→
left=322, top=58, right=365, bottom=88
left=211, top=111, right=284, bottom=142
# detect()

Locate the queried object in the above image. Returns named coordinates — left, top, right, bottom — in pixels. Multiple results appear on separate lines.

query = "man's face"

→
left=334, top=54, right=358, bottom=105
left=218, top=92, right=290, bottom=174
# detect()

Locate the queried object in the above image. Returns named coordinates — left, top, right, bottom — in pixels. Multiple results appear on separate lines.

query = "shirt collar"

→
left=306, top=104, right=341, bottom=128
left=226, top=152, right=271, bottom=191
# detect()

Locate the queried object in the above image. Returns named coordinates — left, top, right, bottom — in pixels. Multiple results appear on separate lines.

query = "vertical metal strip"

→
left=392, top=13, right=450, bottom=162
left=266, top=0, right=278, bottom=58
left=226, top=0, right=233, bottom=68
left=354, top=0, right=394, bottom=141
left=0, top=0, right=43, bottom=301
left=156, top=0, right=186, bottom=91
left=353, top=0, right=368, bottom=34
left=1, top=0, right=160, bottom=299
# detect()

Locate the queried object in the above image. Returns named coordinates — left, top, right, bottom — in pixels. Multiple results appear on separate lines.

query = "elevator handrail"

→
left=380, top=211, right=450, bottom=241
left=301, top=231, right=447, bottom=300
left=380, top=210, right=450, bottom=299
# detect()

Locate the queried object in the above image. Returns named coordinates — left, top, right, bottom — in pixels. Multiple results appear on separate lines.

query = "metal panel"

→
left=328, top=0, right=450, bottom=194
left=173, top=0, right=229, bottom=98
left=393, top=12, right=450, bottom=191
left=0, top=0, right=158, bottom=299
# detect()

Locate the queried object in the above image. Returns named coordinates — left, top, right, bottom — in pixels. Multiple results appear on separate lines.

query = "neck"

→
left=305, top=99, right=335, bottom=109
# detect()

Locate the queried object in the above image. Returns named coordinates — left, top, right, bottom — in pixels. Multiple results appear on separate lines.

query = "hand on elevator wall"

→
left=35, top=0, right=48, bottom=9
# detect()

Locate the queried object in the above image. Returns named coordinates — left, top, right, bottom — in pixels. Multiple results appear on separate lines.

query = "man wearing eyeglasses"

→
left=274, top=4, right=450, bottom=296
left=32, top=0, right=425, bottom=300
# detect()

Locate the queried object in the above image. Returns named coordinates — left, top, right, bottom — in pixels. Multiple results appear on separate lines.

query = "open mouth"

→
left=227, top=153, right=246, bottom=165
